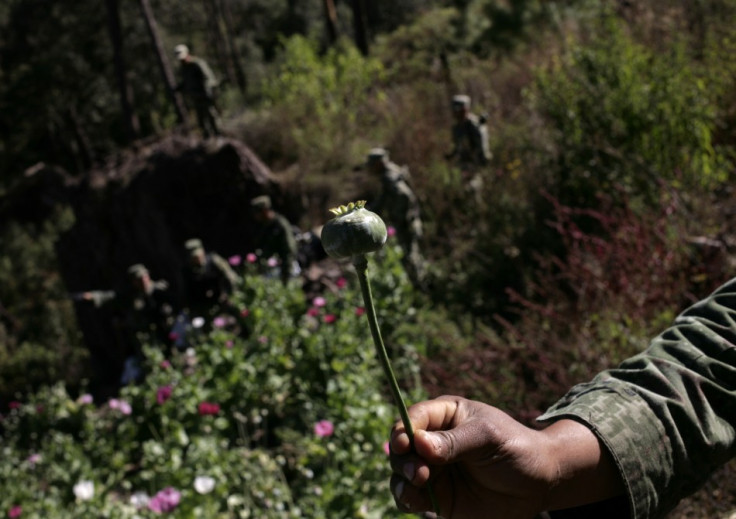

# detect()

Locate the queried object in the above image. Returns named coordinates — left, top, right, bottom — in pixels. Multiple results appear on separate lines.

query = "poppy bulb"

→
left=321, top=201, right=387, bottom=259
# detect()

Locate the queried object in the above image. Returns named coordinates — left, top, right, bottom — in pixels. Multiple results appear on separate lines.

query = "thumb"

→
left=413, top=426, right=475, bottom=465
left=413, top=410, right=506, bottom=466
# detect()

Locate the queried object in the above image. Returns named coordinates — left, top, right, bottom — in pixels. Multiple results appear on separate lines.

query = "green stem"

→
left=352, top=254, right=441, bottom=517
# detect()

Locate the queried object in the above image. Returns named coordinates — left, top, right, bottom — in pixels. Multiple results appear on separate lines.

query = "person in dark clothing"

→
left=250, top=195, right=300, bottom=286
left=80, top=263, right=175, bottom=382
left=181, top=238, right=240, bottom=319
left=175, top=44, right=220, bottom=138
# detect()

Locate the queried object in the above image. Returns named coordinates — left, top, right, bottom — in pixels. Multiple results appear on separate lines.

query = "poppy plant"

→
left=320, top=201, right=439, bottom=514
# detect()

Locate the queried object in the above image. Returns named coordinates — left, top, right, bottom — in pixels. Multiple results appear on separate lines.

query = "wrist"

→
left=541, top=418, right=625, bottom=510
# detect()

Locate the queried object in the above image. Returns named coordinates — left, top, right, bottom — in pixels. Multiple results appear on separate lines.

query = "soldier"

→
left=388, top=275, right=736, bottom=519
left=182, top=238, right=240, bottom=320
left=365, top=148, right=426, bottom=287
left=250, top=195, right=300, bottom=286
left=78, top=263, right=175, bottom=382
left=174, top=44, right=220, bottom=138
left=446, top=94, right=491, bottom=200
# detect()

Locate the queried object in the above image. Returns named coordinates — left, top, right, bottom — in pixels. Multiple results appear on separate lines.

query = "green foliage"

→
left=0, top=207, right=87, bottom=400
left=259, top=35, right=386, bottom=170
left=528, top=13, right=730, bottom=205
left=0, top=244, right=441, bottom=518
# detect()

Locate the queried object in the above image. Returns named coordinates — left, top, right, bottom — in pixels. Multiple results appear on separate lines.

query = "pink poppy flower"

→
left=267, top=257, right=279, bottom=267
left=8, top=505, right=22, bottom=518
left=306, top=307, right=319, bottom=317
left=109, top=398, right=132, bottom=415
left=323, top=314, right=337, bottom=324
left=355, top=307, right=366, bottom=317
left=312, top=296, right=327, bottom=307
left=228, top=255, right=242, bottom=266
left=213, top=316, right=227, bottom=328
left=225, top=340, right=234, bottom=349
left=336, top=277, right=347, bottom=289
left=387, top=226, right=397, bottom=237
left=258, top=336, right=268, bottom=344
left=147, top=487, right=181, bottom=514
left=246, top=253, right=258, bottom=263
left=314, top=420, right=334, bottom=437
left=27, top=453, right=42, bottom=466
left=156, top=386, right=173, bottom=405
left=160, top=360, right=171, bottom=370
left=78, top=394, right=94, bottom=405
left=198, top=402, right=220, bottom=416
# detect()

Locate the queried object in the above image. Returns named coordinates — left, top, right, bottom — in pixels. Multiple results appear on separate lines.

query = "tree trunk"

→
left=138, top=0, right=188, bottom=128
left=66, top=106, right=94, bottom=171
left=105, top=0, right=140, bottom=142
left=351, top=0, right=370, bottom=55
left=203, top=0, right=233, bottom=87
left=204, top=0, right=247, bottom=96
left=323, top=0, right=339, bottom=45
left=218, top=0, right=247, bottom=95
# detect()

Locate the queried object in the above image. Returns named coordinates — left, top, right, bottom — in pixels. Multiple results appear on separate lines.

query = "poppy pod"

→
left=320, top=201, right=387, bottom=259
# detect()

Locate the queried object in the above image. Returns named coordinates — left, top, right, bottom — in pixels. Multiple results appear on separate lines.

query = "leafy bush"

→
left=528, top=13, right=730, bottom=207
left=0, top=243, right=444, bottom=518
left=0, top=207, right=88, bottom=401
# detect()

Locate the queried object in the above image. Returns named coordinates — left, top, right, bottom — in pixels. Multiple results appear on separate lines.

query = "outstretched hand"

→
left=389, top=396, right=624, bottom=519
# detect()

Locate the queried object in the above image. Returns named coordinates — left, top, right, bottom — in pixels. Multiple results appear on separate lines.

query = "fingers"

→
left=390, top=473, right=439, bottom=515
left=390, top=395, right=463, bottom=455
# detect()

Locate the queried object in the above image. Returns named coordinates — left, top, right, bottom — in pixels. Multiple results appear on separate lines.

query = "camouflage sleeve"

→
left=211, top=253, right=241, bottom=289
left=537, top=278, right=736, bottom=519
left=88, top=290, right=117, bottom=307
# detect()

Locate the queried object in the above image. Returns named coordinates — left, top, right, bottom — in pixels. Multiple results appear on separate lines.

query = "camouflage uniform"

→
left=367, top=149, right=426, bottom=287
left=447, top=95, right=491, bottom=202
left=182, top=239, right=240, bottom=319
left=538, top=277, right=736, bottom=519
left=81, top=264, right=175, bottom=376
left=251, top=195, right=299, bottom=286
left=175, top=44, right=220, bottom=138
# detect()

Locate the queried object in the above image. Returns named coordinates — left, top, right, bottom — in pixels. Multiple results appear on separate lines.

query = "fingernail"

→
left=403, top=462, right=415, bottom=481
left=394, top=480, right=405, bottom=501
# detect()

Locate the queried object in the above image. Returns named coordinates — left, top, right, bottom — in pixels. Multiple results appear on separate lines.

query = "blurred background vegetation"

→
left=2, top=0, right=736, bottom=514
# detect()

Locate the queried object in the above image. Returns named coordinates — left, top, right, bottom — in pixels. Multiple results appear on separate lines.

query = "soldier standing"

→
left=79, top=263, right=175, bottom=382
left=365, top=148, right=427, bottom=288
left=174, top=44, right=220, bottom=138
left=182, top=238, right=240, bottom=320
left=250, top=195, right=300, bottom=286
left=446, top=94, right=491, bottom=201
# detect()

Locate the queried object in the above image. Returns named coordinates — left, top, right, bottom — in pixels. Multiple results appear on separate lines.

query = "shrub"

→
left=528, top=13, right=730, bottom=207
left=0, top=243, right=438, bottom=518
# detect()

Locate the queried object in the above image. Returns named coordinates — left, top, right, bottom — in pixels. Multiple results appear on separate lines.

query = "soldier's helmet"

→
left=184, top=238, right=204, bottom=255
left=174, top=44, right=190, bottom=60
left=366, top=147, right=388, bottom=165
left=250, top=195, right=272, bottom=210
left=452, top=94, right=471, bottom=111
left=127, top=263, right=149, bottom=279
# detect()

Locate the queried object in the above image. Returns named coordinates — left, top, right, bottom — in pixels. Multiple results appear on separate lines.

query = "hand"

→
left=389, top=396, right=624, bottom=518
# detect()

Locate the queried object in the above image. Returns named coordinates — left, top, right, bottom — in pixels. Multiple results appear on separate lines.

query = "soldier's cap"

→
left=185, top=238, right=204, bottom=254
left=452, top=94, right=471, bottom=109
left=366, top=147, right=388, bottom=163
left=174, top=44, right=189, bottom=60
left=250, top=195, right=272, bottom=210
left=127, top=263, right=149, bottom=278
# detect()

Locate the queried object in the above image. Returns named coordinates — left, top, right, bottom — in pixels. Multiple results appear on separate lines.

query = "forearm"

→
left=541, top=419, right=625, bottom=510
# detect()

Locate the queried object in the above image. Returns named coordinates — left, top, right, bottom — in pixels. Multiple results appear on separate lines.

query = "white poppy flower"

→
left=193, top=475, right=216, bottom=494
left=73, top=480, right=95, bottom=501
